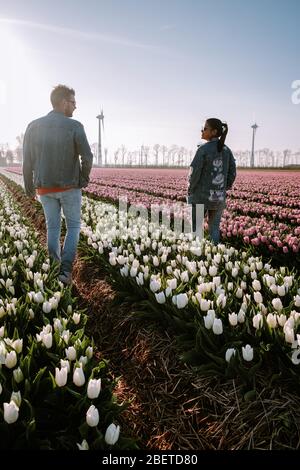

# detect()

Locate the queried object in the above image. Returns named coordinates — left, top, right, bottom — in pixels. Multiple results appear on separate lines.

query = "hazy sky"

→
left=0, top=0, right=299, bottom=154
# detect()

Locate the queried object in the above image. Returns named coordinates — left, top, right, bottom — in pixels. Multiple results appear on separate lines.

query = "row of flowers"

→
left=77, top=196, right=300, bottom=386
left=4, top=168, right=299, bottom=259
left=0, top=179, right=135, bottom=450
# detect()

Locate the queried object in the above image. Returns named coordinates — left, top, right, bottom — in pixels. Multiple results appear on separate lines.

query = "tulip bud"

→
left=155, top=291, right=166, bottom=304
left=77, top=439, right=89, bottom=450
left=105, top=423, right=120, bottom=446
left=252, top=280, right=261, bottom=291
left=13, top=367, right=24, bottom=383
left=5, top=350, right=17, bottom=369
left=277, top=285, right=286, bottom=297
left=73, top=366, right=85, bottom=387
left=11, top=391, right=22, bottom=407
left=86, top=405, right=99, bottom=427
left=272, top=298, right=283, bottom=312
left=4, top=400, right=19, bottom=424
left=228, top=312, right=238, bottom=326
left=266, top=313, right=277, bottom=329
left=42, top=301, right=52, bottom=314
left=252, top=313, right=263, bottom=330
left=87, top=378, right=101, bottom=399
left=212, top=318, right=223, bottom=335
left=242, top=344, right=254, bottom=362
left=85, top=346, right=93, bottom=359
left=225, top=348, right=236, bottom=363
left=176, top=293, right=188, bottom=309
left=253, top=291, right=263, bottom=304
left=204, top=310, right=215, bottom=329
left=12, top=339, right=23, bottom=354
left=65, top=346, right=77, bottom=361
left=55, top=367, right=68, bottom=387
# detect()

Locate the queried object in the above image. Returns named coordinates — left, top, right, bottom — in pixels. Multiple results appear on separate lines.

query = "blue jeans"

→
left=192, top=204, right=224, bottom=245
left=39, top=189, right=82, bottom=273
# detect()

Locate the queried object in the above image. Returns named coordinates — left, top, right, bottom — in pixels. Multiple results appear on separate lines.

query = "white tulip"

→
left=204, top=310, right=215, bottom=329
left=0, top=383, right=2, bottom=395
left=86, top=405, right=99, bottom=427
left=228, top=312, right=238, bottom=326
left=213, top=276, right=221, bottom=287
left=237, top=310, right=245, bottom=323
left=65, top=346, right=77, bottom=361
left=252, top=280, right=261, bottom=291
left=294, top=295, right=300, bottom=307
left=225, top=348, right=236, bottom=363
left=253, top=291, right=263, bottom=304
left=277, top=314, right=287, bottom=327
left=256, top=261, right=263, bottom=271
left=0, top=326, right=4, bottom=337
left=72, top=313, right=81, bottom=324
left=167, top=278, right=177, bottom=290
left=235, top=288, right=243, bottom=299
left=155, top=291, right=166, bottom=304
left=212, top=318, right=223, bottom=335
left=266, top=313, right=277, bottom=329
left=272, top=298, right=283, bottom=312
left=277, top=285, right=286, bottom=297
left=60, top=359, right=70, bottom=373
left=252, top=313, right=263, bottom=330
left=232, top=267, right=239, bottom=278
left=199, top=298, right=210, bottom=312
left=4, top=400, right=19, bottom=424
left=5, top=350, right=17, bottom=369
left=55, top=367, right=68, bottom=387
left=11, top=391, right=22, bottom=407
left=105, top=423, right=120, bottom=446
left=209, top=265, right=217, bottom=277
left=86, top=346, right=93, bottom=359
left=13, top=367, right=24, bottom=383
left=284, top=327, right=294, bottom=344
left=243, top=265, right=250, bottom=274
left=165, top=287, right=172, bottom=297
left=42, top=301, right=52, bottom=314
left=87, top=378, right=101, bottom=399
left=150, top=279, right=161, bottom=293
left=242, top=344, right=254, bottom=362
left=270, top=284, right=278, bottom=295
left=42, top=332, right=52, bottom=349
left=180, top=271, right=189, bottom=283
left=12, top=339, right=23, bottom=354
left=176, top=293, right=188, bottom=309
left=73, top=366, right=85, bottom=387
left=77, top=439, right=89, bottom=450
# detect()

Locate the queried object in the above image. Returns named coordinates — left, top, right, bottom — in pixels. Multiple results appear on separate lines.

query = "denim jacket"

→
left=23, top=110, right=93, bottom=197
left=187, top=139, right=236, bottom=209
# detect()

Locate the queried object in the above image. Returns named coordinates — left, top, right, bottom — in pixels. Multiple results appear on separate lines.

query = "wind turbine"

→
left=250, top=122, right=258, bottom=168
left=96, top=109, right=104, bottom=166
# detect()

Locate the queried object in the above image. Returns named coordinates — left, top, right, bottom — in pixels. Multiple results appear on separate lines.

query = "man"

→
left=23, top=84, right=93, bottom=285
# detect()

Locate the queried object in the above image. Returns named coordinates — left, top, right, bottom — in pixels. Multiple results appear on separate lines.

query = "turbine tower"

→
left=250, top=122, right=258, bottom=168
left=96, top=109, right=104, bottom=166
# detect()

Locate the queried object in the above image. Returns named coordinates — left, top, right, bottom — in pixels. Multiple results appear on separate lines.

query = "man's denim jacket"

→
left=187, top=139, right=236, bottom=209
left=23, top=110, right=93, bottom=197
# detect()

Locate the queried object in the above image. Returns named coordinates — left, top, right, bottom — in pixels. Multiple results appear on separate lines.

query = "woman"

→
left=187, top=118, right=236, bottom=244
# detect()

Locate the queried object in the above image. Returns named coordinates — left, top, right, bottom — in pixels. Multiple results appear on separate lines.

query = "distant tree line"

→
left=91, top=144, right=300, bottom=168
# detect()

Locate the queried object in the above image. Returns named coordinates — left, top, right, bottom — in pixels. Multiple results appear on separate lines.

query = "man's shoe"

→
left=58, top=271, right=72, bottom=286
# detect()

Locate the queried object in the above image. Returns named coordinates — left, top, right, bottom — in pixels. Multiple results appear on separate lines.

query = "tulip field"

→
left=0, top=166, right=300, bottom=450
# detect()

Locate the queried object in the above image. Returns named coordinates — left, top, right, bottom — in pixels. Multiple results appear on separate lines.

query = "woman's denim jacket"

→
left=23, top=110, right=93, bottom=197
left=187, top=139, right=236, bottom=209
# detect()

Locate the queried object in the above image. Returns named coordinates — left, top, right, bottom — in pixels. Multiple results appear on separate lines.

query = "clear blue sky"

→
left=0, top=0, right=299, bottom=153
